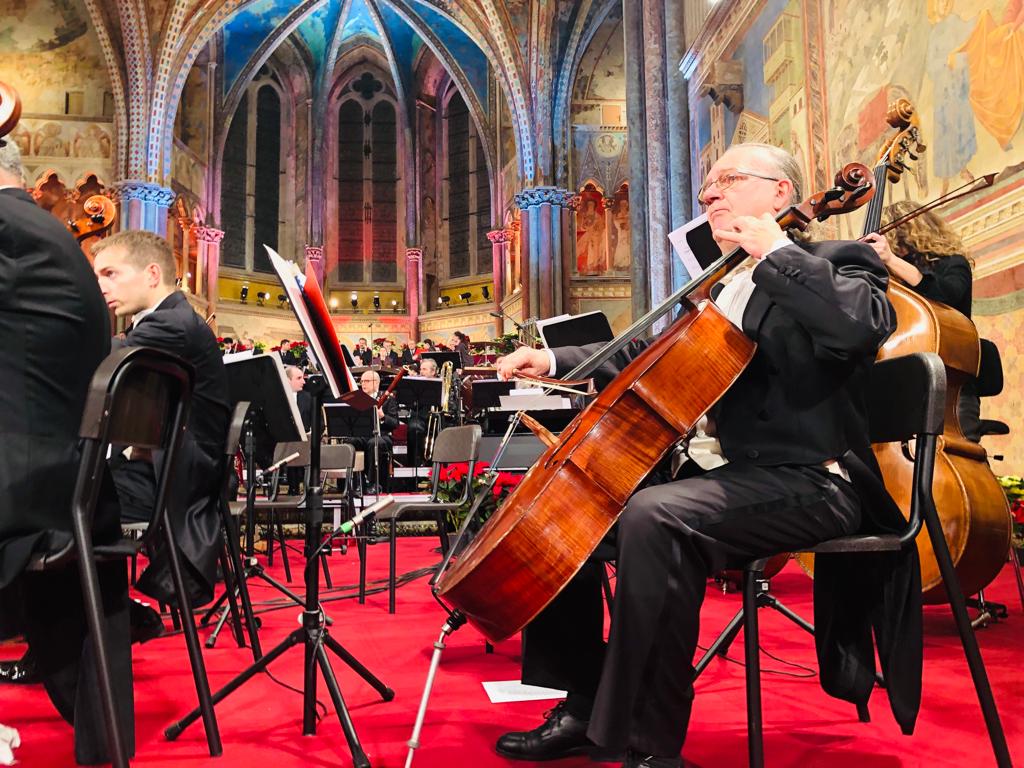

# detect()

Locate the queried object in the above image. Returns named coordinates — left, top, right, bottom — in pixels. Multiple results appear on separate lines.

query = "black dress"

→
left=907, top=253, right=980, bottom=441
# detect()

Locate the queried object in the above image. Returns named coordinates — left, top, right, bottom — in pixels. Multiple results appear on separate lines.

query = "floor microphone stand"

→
left=404, top=419, right=518, bottom=767
left=167, top=378, right=394, bottom=767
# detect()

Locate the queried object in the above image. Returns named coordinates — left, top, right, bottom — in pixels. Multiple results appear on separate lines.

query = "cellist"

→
left=493, top=142, right=920, bottom=768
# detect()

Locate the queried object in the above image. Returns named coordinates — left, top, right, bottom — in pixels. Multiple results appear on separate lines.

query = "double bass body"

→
left=876, top=282, right=1010, bottom=603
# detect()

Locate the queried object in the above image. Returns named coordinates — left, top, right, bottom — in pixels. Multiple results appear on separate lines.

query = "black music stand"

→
left=420, top=351, right=461, bottom=371
left=166, top=247, right=392, bottom=768
left=395, top=377, right=443, bottom=471
left=200, top=355, right=309, bottom=650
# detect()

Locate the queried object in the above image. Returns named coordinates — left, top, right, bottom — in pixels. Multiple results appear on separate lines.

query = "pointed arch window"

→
left=335, top=85, right=401, bottom=285
left=444, top=90, right=491, bottom=280
left=220, top=81, right=283, bottom=273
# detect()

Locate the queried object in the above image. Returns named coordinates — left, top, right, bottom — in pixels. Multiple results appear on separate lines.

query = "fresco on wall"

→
left=0, top=0, right=87, bottom=52
left=569, top=5, right=626, bottom=126
left=687, top=0, right=1024, bottom=471
left=575, top=182, right=608, bottom=276
left=410, top=0, right=490, bottom=108
left=295, top=0, right=342, bottom=66
left=176, top=64, right=209, bottom=158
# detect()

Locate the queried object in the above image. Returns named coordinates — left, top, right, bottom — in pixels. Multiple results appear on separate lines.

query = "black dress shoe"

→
left=496, top=701, right=621, bottom=762
left=622, top=748, right=683, bottom=768
left=0, top=651, right=39, bottom=685
left=129, top=600, right=165, bottom=644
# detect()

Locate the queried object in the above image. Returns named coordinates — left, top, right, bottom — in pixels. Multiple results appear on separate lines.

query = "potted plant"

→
left=997, top=476, right=1024, bottom=552
left=433, top=461, right=524, bottom=530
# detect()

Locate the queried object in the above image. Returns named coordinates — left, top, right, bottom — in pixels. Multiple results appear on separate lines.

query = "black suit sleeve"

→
left=753, top=241, right=895, bottom=361
left=551, top=338, right=651, bottom=391
left=380, top=397, right=400, bottom=433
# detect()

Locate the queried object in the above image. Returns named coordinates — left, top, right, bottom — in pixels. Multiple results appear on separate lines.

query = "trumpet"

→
left=423, top=361, right=454, bottom=461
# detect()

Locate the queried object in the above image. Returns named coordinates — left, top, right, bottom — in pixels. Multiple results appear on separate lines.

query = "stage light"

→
left=239, top=285, right=249, bottom=303
left=373, top=294, right=381, bottom=310
left=482, top=285, right=490, bottom=300
left=277, top=293, right=288, bottom=308
left=350, top=291, right=358, bottom=310
left=329, top=296, right=339, bottom=312
left=439, top=295, right=451, bottom=306
left=459, top=291, right=472, bottom=304
left=256, top=291, right=269, bottom=307
left=391, top=299, right=399, bottom=313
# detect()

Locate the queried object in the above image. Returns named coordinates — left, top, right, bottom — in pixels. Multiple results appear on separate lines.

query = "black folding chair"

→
left=734, top=352, right=1011, bottom=767
left=372, top=425, right=481, bottom=613
left=26, top=347, right=221, bottom=767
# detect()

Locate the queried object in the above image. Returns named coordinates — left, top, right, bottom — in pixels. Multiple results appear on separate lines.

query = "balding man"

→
left=494, top=143, right=915, bottom=768
left=348, top=370, right=398, bottom=491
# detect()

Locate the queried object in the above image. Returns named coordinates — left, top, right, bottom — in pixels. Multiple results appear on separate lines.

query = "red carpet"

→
left=3, top=538, right=1022, bottom=767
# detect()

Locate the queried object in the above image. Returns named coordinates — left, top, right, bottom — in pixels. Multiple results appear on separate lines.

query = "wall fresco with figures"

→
left=0, top=0, right=114, bottom=188
left=687, top=0, right=1024, bottom=471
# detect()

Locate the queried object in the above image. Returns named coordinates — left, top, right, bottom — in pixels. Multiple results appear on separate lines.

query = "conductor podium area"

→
left=3, top=536, right=1022, bottom=767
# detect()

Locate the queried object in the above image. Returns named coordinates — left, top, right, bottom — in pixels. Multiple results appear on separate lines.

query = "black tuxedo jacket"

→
left=114, top=290, right=230, bottom=604
left=553, top=240, right=922, bottom=734
left=0, top=187, right=116, bottom=589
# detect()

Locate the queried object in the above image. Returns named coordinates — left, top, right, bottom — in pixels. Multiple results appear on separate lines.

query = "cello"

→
left=797, top=99, right=1010, bottom=603
left=435, top=163, right=875, bottom=642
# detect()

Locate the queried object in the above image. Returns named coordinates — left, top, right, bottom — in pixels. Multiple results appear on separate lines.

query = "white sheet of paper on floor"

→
left=482, top=680, right=567, bottom=704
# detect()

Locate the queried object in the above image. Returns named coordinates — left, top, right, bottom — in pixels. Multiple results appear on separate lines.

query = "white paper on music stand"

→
left=482, top=680, right=567, bottom=704
left=222, top=348, right=254, bottom=363
left=224, top=352, right=306, bottom=443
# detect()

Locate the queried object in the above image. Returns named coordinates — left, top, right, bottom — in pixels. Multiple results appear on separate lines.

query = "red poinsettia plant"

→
left=432, top=461, right=525, bottom=529
left=998, top=476, right=1024, bottom=549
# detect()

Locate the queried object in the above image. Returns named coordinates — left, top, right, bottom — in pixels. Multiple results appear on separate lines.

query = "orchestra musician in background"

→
left=449, top=331, right=474, bottom=369
left=405, top=357, right=439, bottom=468
left=862, top=201, right=981, bottom=441
left=350, top=370, right=399, bottom=492
left=354, top=337, right=373, bottom=366
left=284, top=365, right=313, bottom=495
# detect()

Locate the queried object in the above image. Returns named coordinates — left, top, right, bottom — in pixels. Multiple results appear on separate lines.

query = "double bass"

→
left=797, top=100, right=1010, bottom=603
left=866, top=101, right=1009, bottom=602
left=436, top=164, right=875, bottom=642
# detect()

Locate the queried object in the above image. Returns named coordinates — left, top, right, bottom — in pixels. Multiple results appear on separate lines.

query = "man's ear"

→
left=146, top=262, right=163, bottom=288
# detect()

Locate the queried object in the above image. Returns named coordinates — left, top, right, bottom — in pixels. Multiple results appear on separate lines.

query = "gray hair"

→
left=0, top=140, right=26, bottom=186
left=731, top=142, right=803, bottom=204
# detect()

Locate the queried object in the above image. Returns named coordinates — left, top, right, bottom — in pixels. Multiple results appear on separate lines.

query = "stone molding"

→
left=514, top=186, right=575, bottom=210
left=114, top=180, right=175, bottom=207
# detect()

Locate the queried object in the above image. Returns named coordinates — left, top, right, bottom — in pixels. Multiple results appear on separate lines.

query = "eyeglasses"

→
left=697, top=168, right=782, bottom=205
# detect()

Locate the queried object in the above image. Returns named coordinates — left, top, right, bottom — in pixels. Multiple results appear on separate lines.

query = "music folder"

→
left=420, top=351, right=461, bottom=371
left=266, top=245, right=356, bottom=399
left=536, top=311, right=613, bottom=349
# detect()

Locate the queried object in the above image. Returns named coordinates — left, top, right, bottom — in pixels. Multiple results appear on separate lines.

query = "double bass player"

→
left=493, top=143, right=921, bottom=768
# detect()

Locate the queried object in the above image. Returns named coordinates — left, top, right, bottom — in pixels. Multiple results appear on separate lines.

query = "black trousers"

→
left=19, top=561, right=135, bottom=764
left=521, top=461, right=861, bottom=756
left=351, top=436, right=392, bottom=489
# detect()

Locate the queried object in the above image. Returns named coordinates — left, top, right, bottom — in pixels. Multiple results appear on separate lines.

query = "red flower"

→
left=473, top=461, right=491, bottom=477
left=1011, top=499, right=1024, bottom=525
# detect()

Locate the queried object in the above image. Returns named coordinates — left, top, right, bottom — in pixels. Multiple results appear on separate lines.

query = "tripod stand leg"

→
left=322, top=632, right=395, bottom=701
left=205, top=603, right=232, bottom=649
left=316, top=644, right=372, bottom=768
left=762, top=595, right=815, bottom=634
left=693, top=607, right=744, bottom=679
left=165, top=629, right=303, bottom=740
left=200, top=586, right=231, bottom=627
left=218, top=547, right=246, bottom=647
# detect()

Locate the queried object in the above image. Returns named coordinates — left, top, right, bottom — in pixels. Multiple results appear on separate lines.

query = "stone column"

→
left=514, top=187, right=575, bottom=321
left=194, top=226, right=224, bottom=317
left=115, top=181, right=175, bottom=235
left=304, top=245, right=324, bottom=286
left=405, top=247, right=422, bottom=339
left=486, top=228, right=513, bottom=336
left=177, top=216, right=193, bottom=292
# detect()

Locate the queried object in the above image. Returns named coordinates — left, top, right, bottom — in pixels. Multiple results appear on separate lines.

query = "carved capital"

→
left=486, top=228, right=514, bottom=245
left=304, top=245, right=324, bottom=261
left=405, top=247, right=423, bottom=262
left=115, top=180, right=175, bottom=208
left=193, top=226, right=225, bottom=244
left=514, top=186, right=576, bottom=210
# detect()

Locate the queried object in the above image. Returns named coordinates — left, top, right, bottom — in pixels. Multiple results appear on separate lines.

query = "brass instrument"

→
left=423, top=361, right=454, bottom=461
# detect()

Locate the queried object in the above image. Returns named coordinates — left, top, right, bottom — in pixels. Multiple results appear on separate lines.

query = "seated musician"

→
left=862, top=202, right=980, bottom=441
left=405, top=357, right=438, bottom=467
left=93, top=231, right=230, bottom=614
left=284, top=365, right=313, bottom=494
left=494, top=142, right=920, bottom=768
left=348, top=370, right=399, bottom=492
